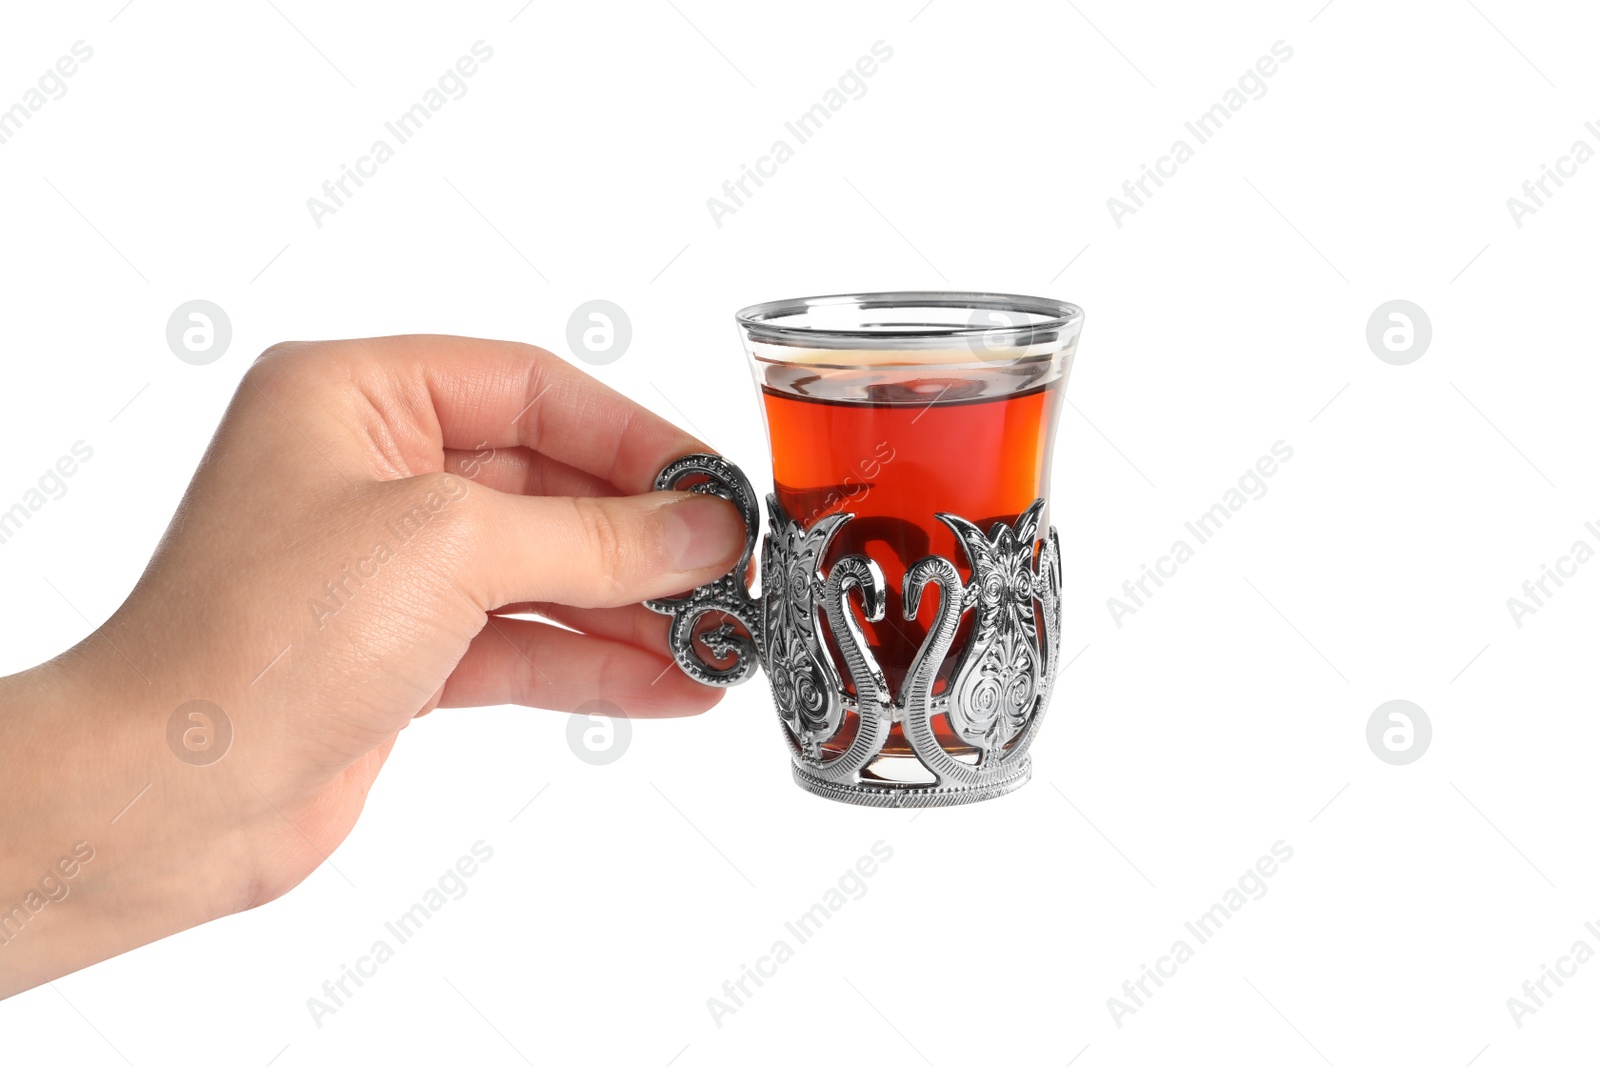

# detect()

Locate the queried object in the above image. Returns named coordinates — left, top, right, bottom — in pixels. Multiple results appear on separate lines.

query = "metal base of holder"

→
left=791, top=757, right=1032, bottom=808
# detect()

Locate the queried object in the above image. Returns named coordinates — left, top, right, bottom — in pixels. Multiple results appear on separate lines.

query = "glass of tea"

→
left=646, top=292, right=1082, bottom=807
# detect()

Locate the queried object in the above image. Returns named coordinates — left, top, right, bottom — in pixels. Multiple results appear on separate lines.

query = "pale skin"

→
left=0, top=336, right=745, bottom=999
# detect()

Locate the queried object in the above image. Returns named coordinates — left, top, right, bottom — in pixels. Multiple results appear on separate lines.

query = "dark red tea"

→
left=762, top=374, right=1061, bottom=755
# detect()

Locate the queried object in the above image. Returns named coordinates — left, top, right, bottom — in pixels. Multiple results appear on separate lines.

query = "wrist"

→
left=0, top=652, right=261, bottom=996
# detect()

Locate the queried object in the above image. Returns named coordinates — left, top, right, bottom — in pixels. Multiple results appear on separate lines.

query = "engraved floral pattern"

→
left=940, top=501, right=1046, bottom=760
left=760, top=503, right=849, bottom=758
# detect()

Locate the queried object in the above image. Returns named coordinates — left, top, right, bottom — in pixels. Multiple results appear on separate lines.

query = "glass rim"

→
left=736, top=290, right=1083, bottom=352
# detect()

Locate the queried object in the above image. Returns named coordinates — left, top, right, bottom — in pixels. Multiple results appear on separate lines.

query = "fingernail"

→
left=664, top=494, right=742, bottom=572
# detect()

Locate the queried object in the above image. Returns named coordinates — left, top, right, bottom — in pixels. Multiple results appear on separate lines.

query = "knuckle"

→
left=372, top=472, right=484, bottom=598
left=417, top=472, right=478, bottom=539
left=384, top=472, right=478, bottom=553
left=253, top=340, right=312, bottom=368
left=571, top=496, right=633, bottom=600
left=243, top=341, right=336, bottom=403
left=248, top=341, right=334, bottom=386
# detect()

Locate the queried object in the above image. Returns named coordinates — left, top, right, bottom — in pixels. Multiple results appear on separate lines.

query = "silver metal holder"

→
left=645, top=454, right=1062, bottom=808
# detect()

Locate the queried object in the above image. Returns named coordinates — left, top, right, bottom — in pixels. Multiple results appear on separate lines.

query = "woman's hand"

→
left=0, top=335, right=745, bottom=997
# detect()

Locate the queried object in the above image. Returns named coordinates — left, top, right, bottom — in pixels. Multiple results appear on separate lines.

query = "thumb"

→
left=462, top=485, right=748, bottom=609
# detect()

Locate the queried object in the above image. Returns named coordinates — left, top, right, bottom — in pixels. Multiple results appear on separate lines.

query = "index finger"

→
left=348, top=334, right=707, bottom=493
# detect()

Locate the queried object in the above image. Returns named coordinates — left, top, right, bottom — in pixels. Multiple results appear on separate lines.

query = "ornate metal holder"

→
left=646, top=453, right=1063, bottom=808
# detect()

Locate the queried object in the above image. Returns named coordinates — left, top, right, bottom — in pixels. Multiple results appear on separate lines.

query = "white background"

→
left=2, top=1, right=1597, bottom=1064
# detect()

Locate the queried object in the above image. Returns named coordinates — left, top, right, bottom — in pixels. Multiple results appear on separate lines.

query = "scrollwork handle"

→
left=644, top=453, right=764, bottom=686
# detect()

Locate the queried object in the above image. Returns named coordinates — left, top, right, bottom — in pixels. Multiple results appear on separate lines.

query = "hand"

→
left=0, top=335, right=746, bottom=997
